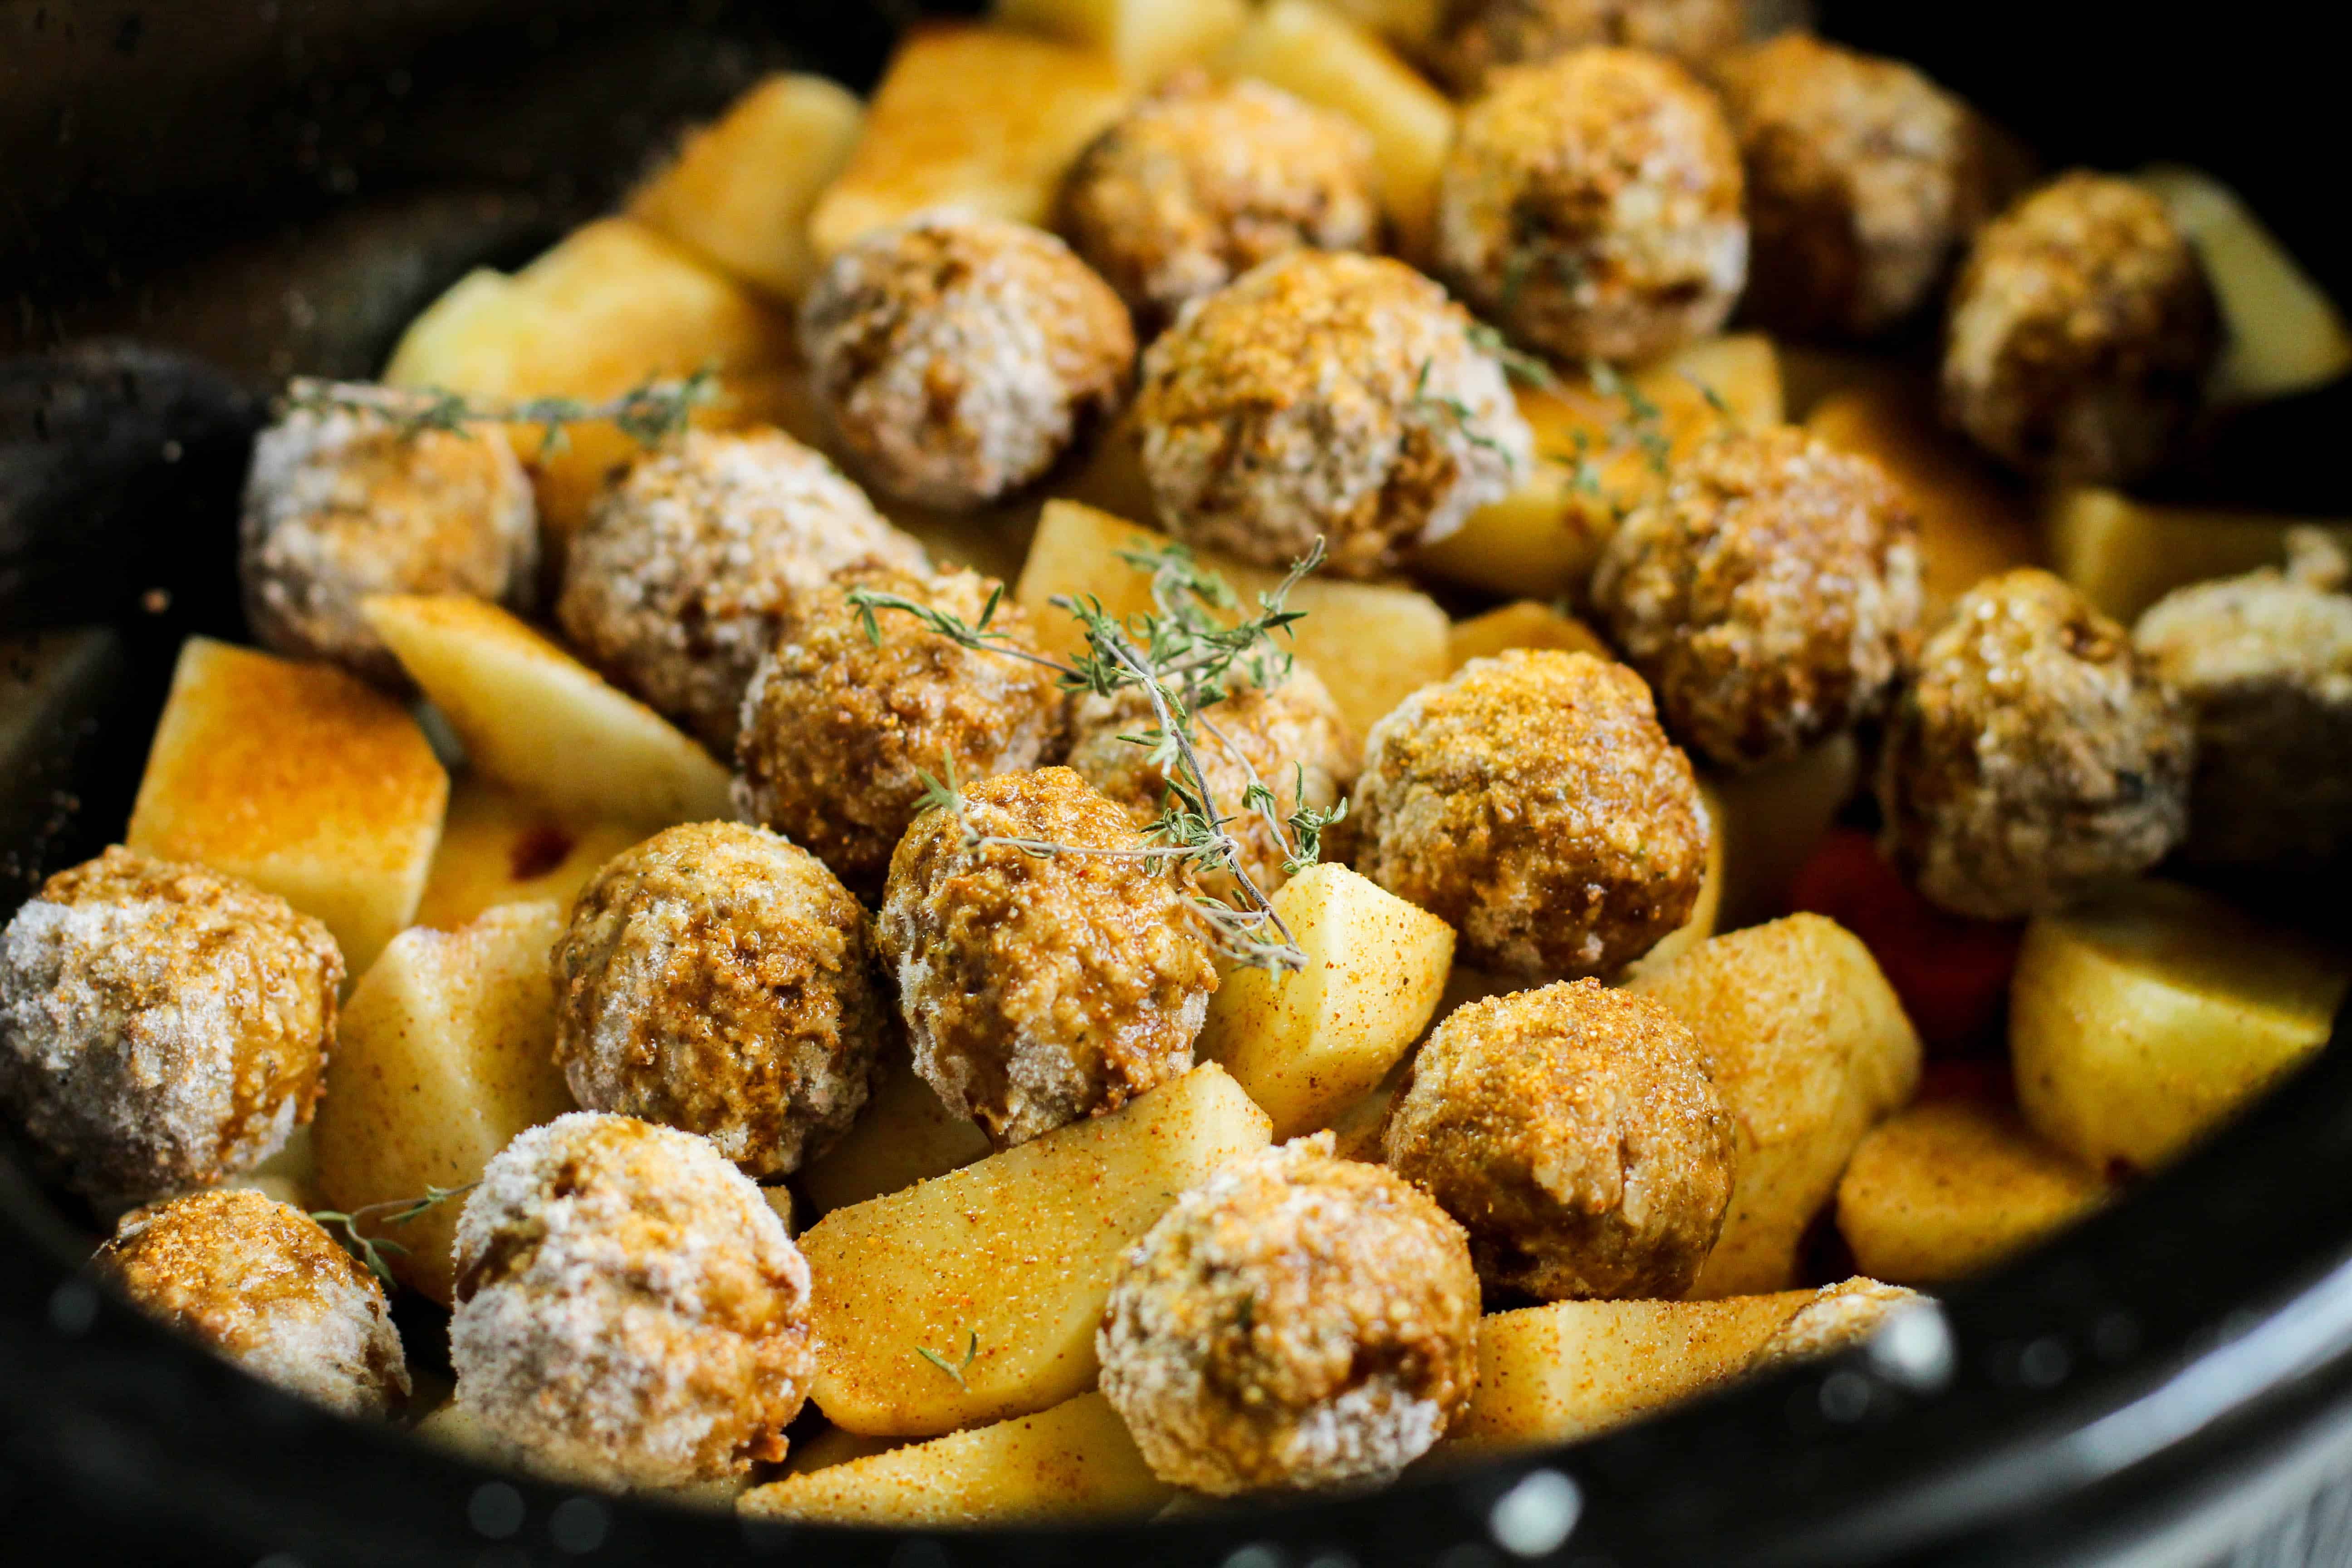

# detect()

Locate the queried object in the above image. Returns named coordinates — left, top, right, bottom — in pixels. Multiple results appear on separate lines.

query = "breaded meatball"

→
left=1134, top=250, right=1530, bottom=578
left=1744, top=1277, right=1922, bottom=1372
left=1437, top=49, right=1747, bottom=364
left=1382, top=979, right=1733, bottom=1300
left=552, top=822, right=891, bottom=1180
left=1592, top=427, right=1925, bottom=770
left=94, top=1189, right=409, bottom=1416
left=734, top=562, right=1068, bottom=898
left=1943, top=172, right=2218, bottom=485
left=554, top=427, right=927, bottom=755
left=879, top=768, right=1218, bottom=1149
left=1351, top=651, right=1710, bottom=978
left=1098, top=1134, right=1479, bottom=1495
left=0, top=848, right=341, bottom=1206
left=1430, top=0, right=1744, bottom=94
left=239, top=396, right=537, bottom=687
left=799, top=213, right=1136, bottom=510
left=1879, top=569, right=2193, bottom=919
left=451, top=1112, right=817, bottom=1490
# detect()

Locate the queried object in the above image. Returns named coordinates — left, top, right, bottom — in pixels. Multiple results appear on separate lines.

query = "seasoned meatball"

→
left=552, top=822, right=891, bottom=1180
left=879, top=768, right=1218, bottom=1149
left=1430, top=0, right=1744, bottom=94
left=451, top=1112, right=817, bottom=1490
left=1098, top=1134, right=1479, bottom=1495
left=1437, top=48, right=1747, bottom=364
left=1943, top=172, right=2218, bottom=485
left=799, top=213, right=1136, bottom=510
left=734, top=562, right=1068, bottom=898
left=1059, top=74, right=1379, bottom=334
left=95, top=1189, right=408, bottom=1416
left=554, top=427, right=927, bottom=755
left=1135, top=250, right=1530, bottom=578
left=1382, top=979, right=1733, bottom=1300
left=1879, top=568, right=2193, bottom=919
left=1744, top=1277, right=1922, bottom=1372
left=0, top=848, right=341, bottom=1206
left=1592, top=426, right=1925, bottom=770
left=1351, top=651, right=1710, bottom=978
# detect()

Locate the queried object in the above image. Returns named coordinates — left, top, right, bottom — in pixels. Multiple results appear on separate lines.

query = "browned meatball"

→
left=878, top=768, right=1218, bottom=1149
left=1943, top=172, right=2218, bottom=485
left=0, top=847, right=341, bottom=1206
left=551, top=823, right=892, bottom=1180
left=1098, top=1134, right=1480, bottom=1494
left=1879, top=569, right=2193, bottom=919
left=1592, top=427, right=1925, bottom=770
left=1430, top=0, right=1744, bottom=94
left=1437, top=48, right=1747, bottom=364
left=1351, top=651, right=1710, bottom=978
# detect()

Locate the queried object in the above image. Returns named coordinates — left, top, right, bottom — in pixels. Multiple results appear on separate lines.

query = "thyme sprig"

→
left=1586, top=359, right=1673, bottom=476
left=1467, top=322, right=1559, bottom=389
left=310, top=1181, right=479, bottom=1288
left=1410, top=359, right=1518, bottom=473
left=282, top=370, right=719, bottom=456
left=916, top=1328, right=981, bottom=1389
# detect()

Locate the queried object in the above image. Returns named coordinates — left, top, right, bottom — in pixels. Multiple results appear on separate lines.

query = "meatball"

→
left=554, top=427, right=927, bottom=755
left=552, top=822, right=892, bottom=1180
left=1592, top=426, right=1924, bottom=770
left=1436, top=48, right=1747, bottom=364
left=1942, top=172, right=2218, bottom=485
left=734, top=562, right=1068, bottom=898
left=0, top=848, right=341, bottom=1206
left=1429, top=0, right=1744, bottom=95
left=799, top=213, right=1136, bottom=510
left=1879, top=568, right=2193, bottom=920
left=1351, top=650, right=1710, bottom=978
left=1382, top=979, right=1733, bottom=1300
left=94, top=1189, right=409, bottom=1416
left=451, top=1112, right=817, bottom=1490
left=1133, top=250, right=1530, bottom=578
left=1744, top=1277, right=1922, bottom=1372
left=879, top=767, right=1218, bottom=1149
left=1098, top=1134, right=1479, bottom=1495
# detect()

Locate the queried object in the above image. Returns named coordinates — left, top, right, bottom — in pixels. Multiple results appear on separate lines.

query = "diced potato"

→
left=125, top=637, right=447, bottom=975
left=1627, top=915, right=1923, bottom=1298
left=801, top=1064, right=1272, bottom=1436
left=412, top=775, right=640, bottom=933
left=995, top=0, right=1250, bottom=83
left=311, top=902, right=577, bottom=1303
left=2043, top=487, right=2352, bottom=624
left=1706, top=734, right=1861, bottom=931
left=380, top=268, right=545, bottom=397
left=795, top=1050, right=992, bottom=1218
left=2010, top=881, right=2350, bottom=1175
left=1627, top=778, right=1725, bottom=977
left=363, top=595, right=734, bottom=833
left=1446, top=600, right=1610, bottom=670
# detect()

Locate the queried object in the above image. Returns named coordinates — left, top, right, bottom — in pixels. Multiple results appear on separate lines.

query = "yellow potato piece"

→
left=1445, top=600, right=1610, bottom=670
left=1704, top=734, right=1861, bottom=931
left=795, top=1050, right=992, bottom=1219
left=1317, top=0, right=1445, bottom=49
left=777, top=1425, right=903, bottom=1479
left=412, top=774, right=639, bottom=933
left=994, top=0, right=1250, bottom=84
left=2043, top=486, right=2352, bottom=625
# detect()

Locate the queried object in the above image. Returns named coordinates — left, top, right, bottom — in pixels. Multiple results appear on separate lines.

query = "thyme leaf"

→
left=916, top=1328, right=981, bottom=1388
left=309, top=1182, right=479, bottom=1289
left=282, top=370, right=720, bottom=455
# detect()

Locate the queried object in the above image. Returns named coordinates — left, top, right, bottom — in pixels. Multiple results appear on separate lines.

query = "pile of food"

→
left=4, top=0, right=2349, bottom=1529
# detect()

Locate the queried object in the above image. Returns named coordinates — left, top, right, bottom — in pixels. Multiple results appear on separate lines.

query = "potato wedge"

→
left=2043, top=486, right=2352, bottom=625
left=795, top=1050, right=992, bottom=1218
left=995, top=0, right=1250, bottom=83
left=412, top=775, right=640, bottom=932
left=1446, top=600, right=1610, bottom=670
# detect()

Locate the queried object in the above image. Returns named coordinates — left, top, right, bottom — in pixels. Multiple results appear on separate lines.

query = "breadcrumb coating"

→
left=1430, top=0, right=1744, bottom=94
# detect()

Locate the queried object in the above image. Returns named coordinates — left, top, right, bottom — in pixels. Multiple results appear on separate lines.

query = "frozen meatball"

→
left=799, top=213, right=1136, bottom=510
left=879, top=768, right=1218, bottom=1149
left=552, top=822, right=892, bottom=1180
left=240, top=394, right=537, bottom=687
left=1592, top=426, right=1924, bottom=770
left=1430, top=0, right=1744, bottom=94
left=1744, top=1277, right=1922, bottom=1372
left=0, top=847, right=341, bottom=1206
left=1879, top=568, right=2193, bottom=920
left=1382, top=979, right=1733, bottom=1300
left=1351, top=651, right=1710, bottom=978
left=554, top=427, right=927, bottom=754
left=1134, top=250, right=1530, bottom=578
left=735, top=562, right=1068, bottom=898
left=95, top=1189, right=409, bottom=1416
left=1437, top=48, right=1747, bottom=364
left=451, top=1112, right=817, bottom=1490
left=1098, top=1134, right=1479, bottom=1495
left=1943, top=172, right=2217, bottom=485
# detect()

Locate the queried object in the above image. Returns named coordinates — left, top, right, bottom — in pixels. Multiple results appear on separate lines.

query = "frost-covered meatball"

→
left=1943, top=172, right=2218, bottom=485
left=1352, top=651, right=1709, bottom=978
left=451, top=1112, right=817, bottom=1490
left=554, top=427, right=926, bottom=754
left=1133, top=250, right=1530, bottom=578
left=1098, top=1134, right=1479, bottom=1495
left=240, top=396, right=536, bottom=686
left=879, top=768, right=1218, bottom=1149
left=95, top=1189, right=409, bottom=1416
left=735, top=562, right=1068, bottom=898
left=799, top=213, right=1136, bottom=509
left=1879, top=569, right=2193, bottom=919
left=1744, top=1277, right=1922, bottom=1372
left=0, top=848, right=341, bottom=1206
left=1437, top=48, right=1747, bottom=364
left=1430, top=0, right=1744, bottom=94
left=1382, top=979, right=1733, bottom=1300
left=1592, top=427, right=1924, bottom=769
left=552, top=823, right=891, bottom=1180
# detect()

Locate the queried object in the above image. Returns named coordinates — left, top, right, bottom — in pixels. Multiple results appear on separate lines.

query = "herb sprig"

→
left=310, top=1182, right=478, bottom=1288
left=282, top=370, right=719, bottom=455
left=916, top=1328, right=982, bottom=1389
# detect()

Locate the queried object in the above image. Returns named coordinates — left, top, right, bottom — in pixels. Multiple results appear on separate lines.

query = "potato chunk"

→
left=995, top=0, right=1249, bottom=83
left=2043, top=486, right=2352, bottom=624
left=1446, top=601, right=1609, bottom=670
left=795, top=1050, right=992, bottom=1218
left=412, top=775, right=640, bottom=933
